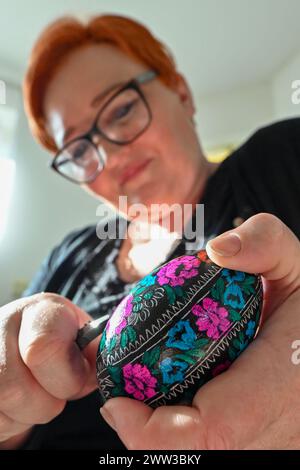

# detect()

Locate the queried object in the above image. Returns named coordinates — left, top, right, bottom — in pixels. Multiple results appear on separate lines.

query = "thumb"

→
left=206, top=213, right=300, bottom=318
left=100, top=397, right=206, bottom=450
left=69, top=302, right=101, bottom=399
left=19, top=295, right=98, bottom=400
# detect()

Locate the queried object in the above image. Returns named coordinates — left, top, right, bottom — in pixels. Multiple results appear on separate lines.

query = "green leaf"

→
left=120, top=329, right=129, bottom=348
left=188, top=349, right=206, bottom=359
left=132, top=302, right=142, bottom=313
left=107, top=335, right=117, bottom=352
left=174, top=286, right=184, bottom=297
left=243, top=285, right=256, bottom=295
left=111, top=385, right=125, bottom=397
left=175, top=353, right=196, bottom=365
left=126, top=326, right=137, bottom=343
left=243, top=276, right=255, bottom=286
left=164, top=285, right=176, bottom=305
left=233, top=339, right=241, bottom=350
left=142, top=346, right=161, bottom=368
left=238, top=331, right=244, bottom=343
left=99, top=330, right=106, bottom=350
left=241, top=276, right=256, bottom=295
left=108, top=366, right=122, bottom=384
left=228, top=309, right=241, bottom=322
left=228, top=348, right=236, bottom=361
left=144, top=291, right=154, bottom=300
left=211, top=277, right=225, bottom=301
left=132, top=286, right=147, bottom=295
left=194, top=338, right=209, bottom=349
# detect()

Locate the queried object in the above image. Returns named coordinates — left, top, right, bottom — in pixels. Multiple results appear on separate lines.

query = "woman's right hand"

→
left=0, top=292, right=99, bottom=449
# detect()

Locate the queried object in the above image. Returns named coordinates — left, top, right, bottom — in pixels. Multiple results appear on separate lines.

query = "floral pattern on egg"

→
left=97, top=250, right=263, bottom=408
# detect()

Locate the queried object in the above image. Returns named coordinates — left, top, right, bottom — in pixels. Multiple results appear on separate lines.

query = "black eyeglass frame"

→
left=49, top=70, right=158, bottom=184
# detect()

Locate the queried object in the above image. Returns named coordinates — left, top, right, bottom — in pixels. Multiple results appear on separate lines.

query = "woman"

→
left=1, top=14, right=300, bottom=450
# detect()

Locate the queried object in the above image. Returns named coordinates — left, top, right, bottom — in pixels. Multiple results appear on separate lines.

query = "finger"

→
left=193, top=286, right=300, bottom=450
left=240, top=288, right=300, bottom=449
left=18, top=295, right=93, bottom=399
left=192, top=324, right=295, bottom=450
left=0, top=411, right=31, bottom=443
left=206, top=213, right=300, bottom=316
left=100, top=289, right=300, bottom=451
left=100, top=330, right=290, bottom=450
left=69, top=336, right=99, bottom=400
left=100, top=398, right=207, bottom=450
left=0, top=312, right=66, bottom=424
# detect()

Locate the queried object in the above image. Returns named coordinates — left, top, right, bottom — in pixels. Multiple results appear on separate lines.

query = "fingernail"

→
left=100, top=406, right=117, bottom=432
left=208, top=233, right=241, bottom=257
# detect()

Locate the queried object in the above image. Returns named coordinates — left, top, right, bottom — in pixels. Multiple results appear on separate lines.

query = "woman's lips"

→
left=120, top=159, right=152, bottom=186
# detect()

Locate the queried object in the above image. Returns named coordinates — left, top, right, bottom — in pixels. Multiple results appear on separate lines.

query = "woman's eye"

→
left=73, top=143, right=88, bottom=160
left=112, top=100, right=137, bottom=121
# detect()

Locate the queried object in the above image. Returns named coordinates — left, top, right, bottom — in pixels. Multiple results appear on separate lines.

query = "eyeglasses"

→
left=50, top=70, right=157, bottom=184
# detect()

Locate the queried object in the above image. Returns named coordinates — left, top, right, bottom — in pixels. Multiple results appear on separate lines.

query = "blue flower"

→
left=224, top=283, right=245, bottom=309
left=166, top=320, right=197, bottom=350
left=138, top=274, right=156, bottom=288
left=159, top=358, right=188, bottom=385
left=246, top=320, right=256, bottom=338
left=222, top=269, right=245, bottom=283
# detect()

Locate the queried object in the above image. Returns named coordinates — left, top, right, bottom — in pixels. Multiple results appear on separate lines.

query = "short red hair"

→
left=23, top=14, right=180, bottom=153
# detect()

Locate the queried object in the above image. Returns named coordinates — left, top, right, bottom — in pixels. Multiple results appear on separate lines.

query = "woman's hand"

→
left=99, top=213, right=300, bottom=449
left=0, top=293, right=98, bottom=449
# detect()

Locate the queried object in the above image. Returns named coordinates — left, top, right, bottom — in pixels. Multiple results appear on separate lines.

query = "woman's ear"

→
left=173, top=73, right=196, bottom=120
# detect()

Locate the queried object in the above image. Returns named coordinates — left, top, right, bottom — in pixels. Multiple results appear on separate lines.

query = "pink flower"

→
left=212, top=360, right=231, bottom=377
left=157, top=255, right=200, bottom=287
left=192, top=297, right=231, bottom=340
left=106, top=295, right=133, bottom=342
left=123, top=363, right=157, bottom=401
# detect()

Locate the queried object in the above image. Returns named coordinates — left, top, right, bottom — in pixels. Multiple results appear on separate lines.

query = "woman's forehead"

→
left=43, top=43, right=148, bottom=145
left=44, top=43, right=148, bottom=109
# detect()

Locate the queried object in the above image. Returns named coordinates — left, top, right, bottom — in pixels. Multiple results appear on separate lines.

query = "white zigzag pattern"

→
left=148, top=284, right=262, bottom=406
left=99, top=282, right=262, bottom=402
left=102, top=266, right=222, bottom=367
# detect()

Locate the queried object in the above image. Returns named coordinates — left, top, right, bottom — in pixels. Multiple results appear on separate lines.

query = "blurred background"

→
left=0, top=0, right=299, bottom=305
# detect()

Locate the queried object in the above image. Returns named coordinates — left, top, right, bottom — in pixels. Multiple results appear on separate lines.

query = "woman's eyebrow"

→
left=90, top=80, right=125, bottom=108
left=62, top=80, right=127, bottom=144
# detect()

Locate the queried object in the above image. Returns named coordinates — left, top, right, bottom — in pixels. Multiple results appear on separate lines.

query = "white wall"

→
left=196, top=81, right=275, bottom=152
left=0, top=83, right=101, bottom=305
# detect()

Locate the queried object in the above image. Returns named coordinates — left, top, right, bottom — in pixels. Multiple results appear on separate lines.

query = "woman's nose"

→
left=92, top=133, right=132, bottom=170
left=91, top=133, right=114, bottom=154
left=91, top=133, right=102, bottom=146
left=92, top=134, right=128, bottom=170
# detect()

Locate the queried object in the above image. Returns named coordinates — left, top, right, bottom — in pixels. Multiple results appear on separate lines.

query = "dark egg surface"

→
left=96, top=250, right=263, bottom=408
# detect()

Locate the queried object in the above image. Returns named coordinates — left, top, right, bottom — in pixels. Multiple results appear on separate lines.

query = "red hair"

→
left=23, top=14, right=180, bottom=153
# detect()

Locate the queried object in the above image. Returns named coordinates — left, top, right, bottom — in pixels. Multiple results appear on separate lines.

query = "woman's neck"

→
left=116, top=160, right=221, bottom=282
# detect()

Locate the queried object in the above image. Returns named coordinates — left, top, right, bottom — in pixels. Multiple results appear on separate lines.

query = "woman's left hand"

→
left=99, top=213, right=300, bottom=449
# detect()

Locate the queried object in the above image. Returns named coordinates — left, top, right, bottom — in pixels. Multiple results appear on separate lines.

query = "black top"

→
left=21, top=118, right=300, bottom=449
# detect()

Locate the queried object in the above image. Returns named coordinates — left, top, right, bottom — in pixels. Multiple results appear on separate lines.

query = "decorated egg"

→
left=96, top=250, right=263, bottom=408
